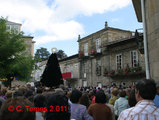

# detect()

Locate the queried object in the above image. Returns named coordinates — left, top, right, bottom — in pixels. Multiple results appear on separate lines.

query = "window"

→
left=131, top=50, right=138, bottom=67
left=83, top=63, right=86, bottom=73
left=6, top=25, right=11, bottom=31
left=96, top=60, right=101, bottom=76
left=70, top=65, right=73, bottom=78
left=83, top=81, right=87, bottom=87
left=116, top=54, right=122, bottom=69
left=11, top=25, right=19, bottom=33
left=83, top=63, right=87, bottom=78
left=96, top=38, right=101, bottom=53
left=84, top=43, right=88, bottom=56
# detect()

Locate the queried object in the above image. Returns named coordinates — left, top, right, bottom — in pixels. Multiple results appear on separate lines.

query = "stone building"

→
left=3, top=21, right=35, bottom=85
left=34, top=60, right=47, bottom=81
left=132, top=0, right=159, bottom=81
left=6, top=21, right=35, bottom=56
left=78, top=23, right=145, bottom=87
left=59, top=54, right=80, bottom=88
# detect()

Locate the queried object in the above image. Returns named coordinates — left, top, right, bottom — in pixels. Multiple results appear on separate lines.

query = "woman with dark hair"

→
left=45, top=93, right=70, bottom=120
left=128, top=89, right=137, bottom=107
left=88, top=91, right=112, bottom=120
left=34, top=94, right=46, bottom=120
left=70, top=89, right=93, bottom=120
left=79, top=93, right=90, bottom=109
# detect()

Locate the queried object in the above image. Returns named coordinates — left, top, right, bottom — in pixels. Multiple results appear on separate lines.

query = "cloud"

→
left=0, top=0, right=131, bottom=45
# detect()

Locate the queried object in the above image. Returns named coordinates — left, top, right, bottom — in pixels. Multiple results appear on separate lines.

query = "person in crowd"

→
left=128, top=89, right=137, bottom=107
left=114, top=90, right=129, bottom=118
left=79, top=93, right=90, bottom=109
left=106, top=101, right=115, bottom=120
left=88, top=91, right=112, bottom=120
left=0, top=97, right=5, bottom=110
left=0, top=87, right=7, bottom=100
left=24, top=89, right=34, bottom=98
left=36, top=88, right=43, bottom=94
left=55, top=87, right=64, bottom=95
left=13, top=90, right=23, bottom=98
left=70, top=89, right=93, bottom=120
left=45, top=93, right=70, bottom=120
left=88, top=91, right=94, bottom=102
left=5, top=90, right=12, bottom=99
left=27, top=83, right=31, bottom=90
left=154, top=82, right=159, bottom=108
left=125, top=88, right=131, bottom=100
left=18, top=86, right=27, bottom=95
left=109, top=89, right=118, bottom=105
left=34, top=94, right=46, bottom=120
left=118, top=79, right=159, bottom=120
left=67, top=91, right=72, bottom=105
left=91, top=89, right=96, bottom=104
left=0, top=97, right=35, bottom=120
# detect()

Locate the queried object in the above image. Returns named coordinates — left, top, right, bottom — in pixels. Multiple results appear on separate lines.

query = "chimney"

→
left=78, top=34, right=81, bottom=40
left=105, top=21, right=108, bottom=28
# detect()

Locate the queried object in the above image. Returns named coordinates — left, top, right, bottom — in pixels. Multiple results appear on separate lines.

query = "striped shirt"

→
left=118, top=100, right=159, bottom=120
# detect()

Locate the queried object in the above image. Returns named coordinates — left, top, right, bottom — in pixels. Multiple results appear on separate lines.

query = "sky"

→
left=0, top=0, right=142, bottom=56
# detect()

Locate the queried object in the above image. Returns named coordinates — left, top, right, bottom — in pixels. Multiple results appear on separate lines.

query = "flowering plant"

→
left=90, top=49, right=96, bottom=55
left=108, top=70, right=115, bottom=75
left=124, top=64, right=131, bottom=74
left=79, top=51, right=84, bottom=57
left=103, top=68, right=108, bottom=76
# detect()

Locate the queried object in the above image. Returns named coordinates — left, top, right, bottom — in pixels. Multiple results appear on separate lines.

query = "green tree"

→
left=0, top=17, right=35, bottom=87
left=34, top=47, right=50, bottom=62
left=56, top=50, right=67, bottom=59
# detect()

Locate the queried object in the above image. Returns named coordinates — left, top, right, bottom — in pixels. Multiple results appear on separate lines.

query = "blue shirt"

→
left=154, top=94, right=159, bottom=108
left=70, top=103, right=93, bottom=120
left=114, top=97, right=129, bottom=116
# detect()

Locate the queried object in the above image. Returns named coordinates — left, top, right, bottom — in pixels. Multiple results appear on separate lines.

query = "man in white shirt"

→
left=118, top=79, right=159, bottom=120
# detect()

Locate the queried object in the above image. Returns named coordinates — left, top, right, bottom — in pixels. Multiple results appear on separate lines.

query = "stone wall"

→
left=23, top=37, right=35, bottom=57
left=59, top=56, right=80, bottom=88
left=79, top=37, right=145, bottom=87
left=146, top=0, right=159, bottom=81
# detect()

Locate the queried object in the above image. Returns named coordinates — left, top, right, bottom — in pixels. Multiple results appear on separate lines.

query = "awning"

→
left=62, top=72, right=71, bottom=79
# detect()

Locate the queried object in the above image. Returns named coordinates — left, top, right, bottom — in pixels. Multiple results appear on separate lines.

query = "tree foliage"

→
left=0, top=17, right=35, bottom=81
left=34, top=47, right=50, bottom=62
left=56, top=50, right=67, bottom=59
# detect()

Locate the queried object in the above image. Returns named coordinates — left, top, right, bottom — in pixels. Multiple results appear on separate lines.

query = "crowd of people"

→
left=0, top=79, right=159, bottom=120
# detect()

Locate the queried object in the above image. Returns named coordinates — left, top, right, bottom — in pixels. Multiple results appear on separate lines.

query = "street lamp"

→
left=51, top=48, right=57, bottom=54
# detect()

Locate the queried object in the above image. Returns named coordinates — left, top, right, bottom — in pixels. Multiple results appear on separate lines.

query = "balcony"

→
left=103, top=65, right=145, bottom=79
left=79, top=51, right=89, bottom=60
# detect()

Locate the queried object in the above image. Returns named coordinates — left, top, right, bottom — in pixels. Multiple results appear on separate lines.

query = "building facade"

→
left=78, top=23, right=145, bottom=87
left=34, top=60, right=47, bottom=81
left=33, top=22, right=146, bottom=88
left=132, top=0, right=159, bottom=81
left=6, top=21, right=35, bottom=56
left=59, top=54, right=80, bottom=88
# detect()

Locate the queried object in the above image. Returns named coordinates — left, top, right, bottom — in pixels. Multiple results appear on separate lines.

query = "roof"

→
left=132, top=0, right=142, bottom=22
left=103, top=34, right=143, bottom=47
left=59, top=54, right=78, bottom=62
left=78, top=27, right=131, bottom=42
left=6, top=21, right=22, bottom=25
left=104, top=36, right=136, bottom=47
left=22, top=35, right=34, bottom=38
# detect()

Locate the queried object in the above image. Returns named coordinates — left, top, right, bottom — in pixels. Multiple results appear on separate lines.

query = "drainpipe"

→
left=141, top=0, right=150, bottom=79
